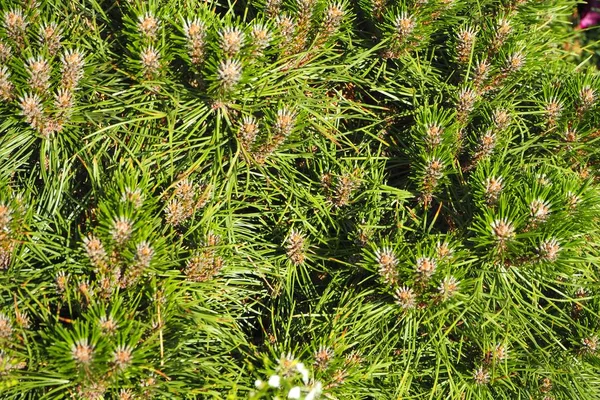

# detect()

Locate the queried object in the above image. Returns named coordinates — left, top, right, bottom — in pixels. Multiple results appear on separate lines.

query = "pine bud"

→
left=476, top=129, right=497, bottom=160
left=562, top=126, right=576, bottom=142
left=438, top=276, right=459, bottom=300
left=41, top=119, right=62, bottom=137
left=286, top=229, right=306, bottom=265
left=83, top=234, right=107, bottom=269
left=0, top=241, right=13, bottom=270
left=422, top=158, right=444, bottom=202
left=76, top=382, right=107, bottom=400
left=266, top=0, right=283, bottom=17
left=296, top=0, right=318, bottom=42
left=473, top=59, right=490, bottom=88
left=119, top=389, right=135, bottom=400
left=473, top=366, right=490, bottom=385
left=578, top=86, right=595, bottom=114
left=3, top=9, right=27, bottom=46
left=0, top=41, right=11, bottom=63
left=503, top=51, right=525, bottom=74
left=493, top=344, right=508, bottom=362
left=111, top=216, right=133, bottom=246
left=394, top=286, right=416, bottom=310
left=313, top=345, right=334, bottom=370
left=538, top=238, right=560, bottom=262
left=0, top=66, right=15, bottom=101
left=529, top=199, right=550, bottom=223
left=458, top=87, right=477, bottom=122
left=394, top=12, right=415, bottom=42
left=457, top=87, right=477, bottom=121
left=140, top=46, right=160, bottom=79
left=26, top=57, right=51, bottom=93
left=99, top=315, right=118, bottom=335
left=39, top=22, right=61, bottom=54
left=540, top=377, right=552, bottom=393
left=122, top=241, right=154, bottom=287
left=436, top=241, right=454, bottom=260
left=184, top=248, right=224, bottom=282
left=333, top=173, right=359, bottom=207
left=71, top=339, right=94, bottom=365
left=121, top=187, right=144, bottom=209
left=54, top=88, right=73, bottom=118
left=275, top=14, right=296, bottom=48
left=250, top=23, right=271, bottom=54
left=183, top=18, right=206, bottom=66
left=135, top=241, right=154, bottom=267
left=582, top=336, right=599, bottom=355
left=138, top=12, right=159, bottom=40
left=544, top=100, right=562, bottom=126
left=19, top=93, right=45, bottom=133
left=15, top=309, right=30, bottom=329
left=456, top=26, right=476, bottom=64
left=492, top=18, right=512, bottom=51
left=219, top=26, right=245, bottom=56
left=112, top=344, right=133, bottom=370
left=78, top=279, right=93, bottom=300
left=344, top=350, right=363, bottom=366
left=321, top=2, right=345, bottom=39
left=184, top=255, right=208, bottom=282
left=238, top=116, right=259, bottom=148
left=165, top=200, right=185, bottom=226
left=424, top=123, right=443, bottom=148
left=375, top=247, right=398, bottom=285
left=370, top=0, right=386, bottom=19
left=0, top=313, right=12, bottom=339
left=0, top=203, right=11, bottom=231
left=492, top=109, right=511, bottom=131
left=217, top=58, right=242, bottom=90
left=536, top=173, right=550, bottom=186
left=174, top=179, right=195, bottom=203
left=60, top=49, right=85, bottom=90
left=484, top=176, right=503, bottom=205
left=274, top=107, right=296, bottom=137
left=55, top=271, right=69, bottom=293
left=566, top=191, right=580, bottom=210
left=415, top=256, right=436, bottom=279
left=491, top=218, right=515, bottom=245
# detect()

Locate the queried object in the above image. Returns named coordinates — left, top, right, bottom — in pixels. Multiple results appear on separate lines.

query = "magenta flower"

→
left=579, top=0, right=600, bottom=29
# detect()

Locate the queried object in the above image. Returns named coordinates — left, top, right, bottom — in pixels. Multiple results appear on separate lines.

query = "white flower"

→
left=288, top=386, right=301, bottom=399
left=296, top=362, right=309, bottom=384
left=254, top=379, right=264, bottom=389
left=268, top=374, right=281, bottom=388
left=305, top=381, right=323, bottom=400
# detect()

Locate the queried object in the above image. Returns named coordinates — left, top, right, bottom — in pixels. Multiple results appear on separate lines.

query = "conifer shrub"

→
left=1, top=0, right=600, bottom=399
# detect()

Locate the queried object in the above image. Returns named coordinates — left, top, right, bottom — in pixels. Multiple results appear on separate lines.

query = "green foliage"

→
left=0, top=0, right=600, bottom=399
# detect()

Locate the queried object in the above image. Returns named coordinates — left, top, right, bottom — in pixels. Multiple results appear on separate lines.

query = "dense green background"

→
left=1, top=0, right=600, bottom=398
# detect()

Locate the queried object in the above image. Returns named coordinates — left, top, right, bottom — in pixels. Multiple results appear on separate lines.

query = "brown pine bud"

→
left=394, top=286, right=416, bottom=310
left=60, top=50, right=85, bottom=90
left=217, top=58, right=242, bottom=90
left=456, top=26, right=476, bottom=64
left=375, top=247, right=398, bottom=285
left=26, top=57, right=51, bottom=93
left=184, top=18, right=206, bottom=66
left=415, top=256, right=436, bottom=279
left=484, top=176, right=503, bottom=205
left=39, top=22, right=62, bottom=54
left=138, top=12, right=160, bottom=40
left=140, top=46, right=160, bottom=79
left=219, top=26, right=245, bottom=56
left=0, top=66, right=12, bottom=101
left=286, top=229, right=306, bottom=265
left=3, top=9, right=27, bottom=46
